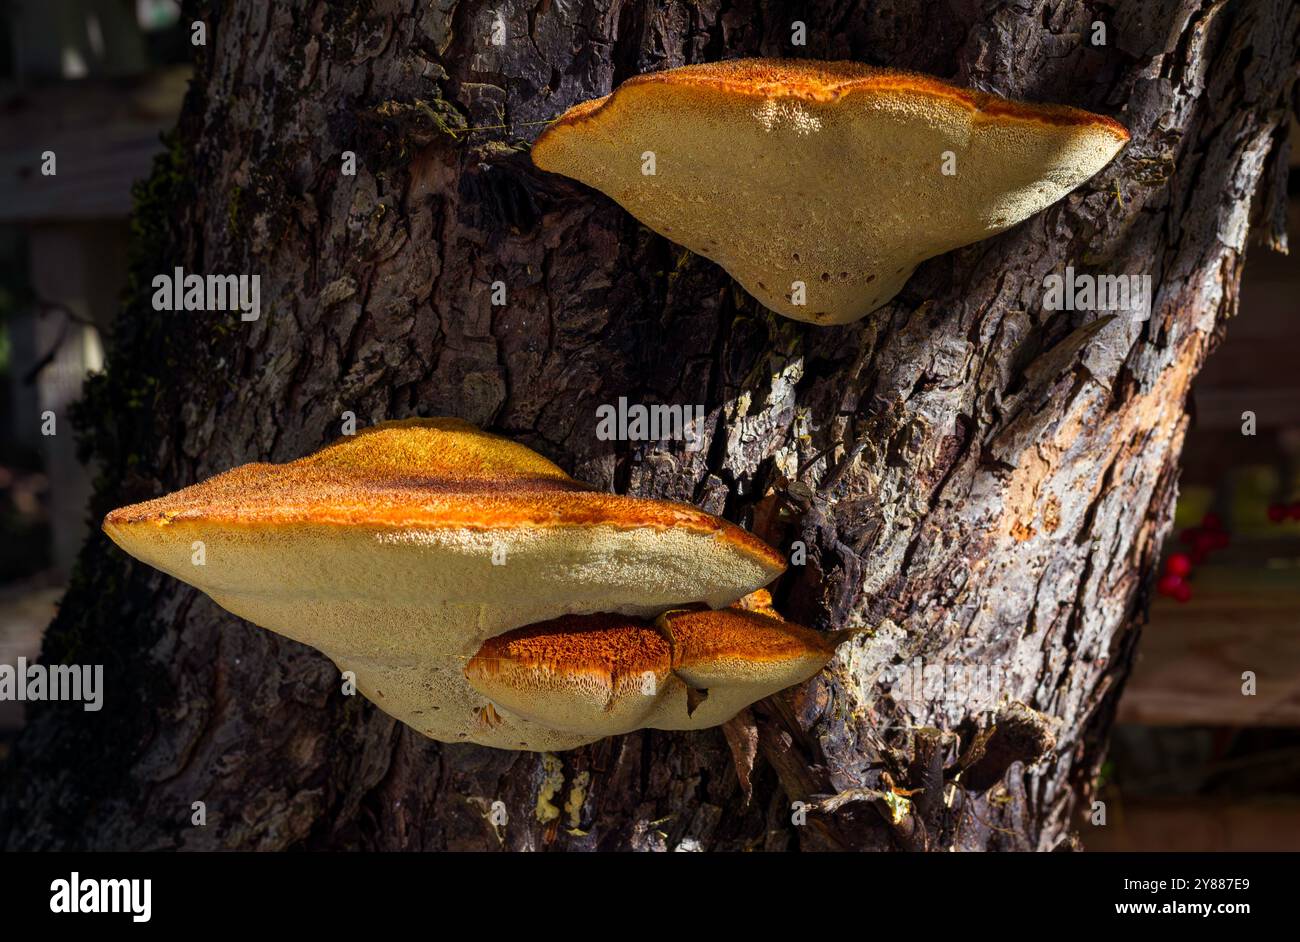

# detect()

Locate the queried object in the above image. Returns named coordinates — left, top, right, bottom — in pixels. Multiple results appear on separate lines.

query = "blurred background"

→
left=0, top=0, right=188, bottom=731
left=0, top=0, right=1296, bottom=850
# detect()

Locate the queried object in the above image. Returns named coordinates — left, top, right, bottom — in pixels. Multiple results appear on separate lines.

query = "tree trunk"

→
left=1, top=0, right=1295, bottom=851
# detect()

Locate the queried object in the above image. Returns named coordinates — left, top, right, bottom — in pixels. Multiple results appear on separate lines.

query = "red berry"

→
left=1165, top=553, right=1192, bottom=577
left=1172, top=582, right=1192, bottom=603
left=1268, top=504, right=1287, bottom=523
left=1157, top=574, right=1184, bottom=596
left=1201, top=512, right=1223, bottom=531
left=1290, top=502, right=1300, bottom=522
left=1179, top=527, right=1200, bottom=545
left=1193, top=532, right=1216, bottom=554
left=1191, top=547, right=1208, bottom=565
left=1209, top=530, right=1229, bottom=550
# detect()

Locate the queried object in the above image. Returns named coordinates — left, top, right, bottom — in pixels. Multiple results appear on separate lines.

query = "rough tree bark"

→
left=1, top=0, right=1296, bottom=851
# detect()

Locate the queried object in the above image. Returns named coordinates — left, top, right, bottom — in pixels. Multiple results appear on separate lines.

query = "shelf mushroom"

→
left=464, top=600, right=837, bottom=737
left=102, top=418, right=833, bottom=750
left=532, top=58, right=1130, bottom=325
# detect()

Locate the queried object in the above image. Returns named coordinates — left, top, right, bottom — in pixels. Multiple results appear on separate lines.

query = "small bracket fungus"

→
left=103, top=418, right=819, bottom=751
left=464, top=598, right=836, bottom=738
left=532, top=58, right=1129, bottom=325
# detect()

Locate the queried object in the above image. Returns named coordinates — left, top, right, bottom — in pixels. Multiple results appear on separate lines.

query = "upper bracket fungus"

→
left=532, top=58, right=1129, bottom=325
left=102, top=418, right=838, bottom=750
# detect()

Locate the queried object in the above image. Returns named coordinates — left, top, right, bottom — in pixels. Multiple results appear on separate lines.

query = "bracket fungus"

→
left=102, top=418, right=836, bottom=750
left=532, top=58, right=1129, bottom=325
left=464, top=598, right=836, bottom=738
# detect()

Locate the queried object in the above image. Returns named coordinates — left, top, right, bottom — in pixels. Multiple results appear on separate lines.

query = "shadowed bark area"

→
left=1, top=0, right=1296, bottom=851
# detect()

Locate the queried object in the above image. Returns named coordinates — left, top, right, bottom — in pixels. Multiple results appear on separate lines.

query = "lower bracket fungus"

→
left=464, top=598, right=836, bottom=738
left=103, top=418, right=840, bottom=750
left=532, top=58, right=1129, bottom=325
